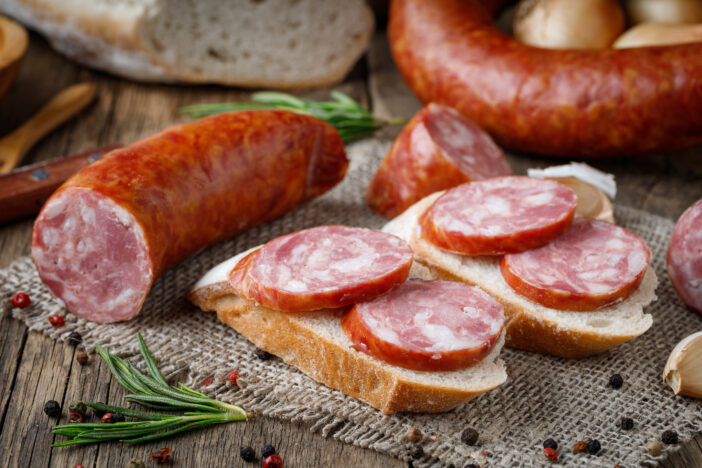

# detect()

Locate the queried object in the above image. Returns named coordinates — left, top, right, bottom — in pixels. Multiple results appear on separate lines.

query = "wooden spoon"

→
left=0, top=15, right=28, bottom=103
left=0, top=82, right=96, bottom=174
left=551, top=176, right=615, bottom=223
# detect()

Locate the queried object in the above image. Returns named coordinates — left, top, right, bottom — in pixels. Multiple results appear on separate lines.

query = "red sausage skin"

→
left=31, top=110, right=348, bottom=323
left=365, top=103, right=510, bottom=218
left=389, top=0, right=702, bottom=157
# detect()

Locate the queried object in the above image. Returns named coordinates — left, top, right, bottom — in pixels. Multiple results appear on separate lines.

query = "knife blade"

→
left=0, top=143, right=122, bottom=224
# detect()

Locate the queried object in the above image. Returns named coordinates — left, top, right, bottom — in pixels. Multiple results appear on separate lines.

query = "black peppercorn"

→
left=255, top=348, right=273, bottom=360
left=620, top=417, right=634, bottom=430
left=67, top=331, right=82, bottom=345
left=43, top=400, right=61, bottom=417
left=240, top=446, right=255, bottom=462
left=587, top=439, right=601, bottom=454
left=112, top=413, right=125, bottom=423
left=92, top=403, right=106, bottom=418
left=461, top=428, right=479, bottom=445
left=662, top=430, right=678, bottom=445
left=609, top=374, right=624, bottom=389
left=464, top=464, right=479, bottom=468
left=543, top=438, right=558, bottom=450
left=410, top=445, right=423, bottom=459
left=69, top=401, right=87, bottom=417
left=261, top=444, right=276, bottom=458
left=76, top=351, right=89, bottom=365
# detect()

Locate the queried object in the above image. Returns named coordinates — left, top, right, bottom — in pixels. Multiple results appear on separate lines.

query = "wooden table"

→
left=1, top=30, right=702, bottom=468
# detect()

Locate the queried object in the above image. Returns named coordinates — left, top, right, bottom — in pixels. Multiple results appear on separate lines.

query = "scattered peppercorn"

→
left=461, top=428, right=479, bottom=446
left=543, top=438, right=558, bottom=450
left=150, top=447, right=171, bottom=464
left=646, top=441, right=662, bottom=456
left=410, top=445, right=424, bottom=459
left=543, top=447, right=558, bottom=462
left=69, top=401, right=87, bottom=416
left=609, top=374, right=624, bottom=389
left=67, top=331, right=82, bottom=345
left=255, top=348, right=273, bottom=360
left=464, top=464, right=479, bottom=468
left=11, top=292, right=31, bottom=308
left=228, top=370, right=240, bottom=386
left=201, top=378, right=212, bottom=386
left=574, top=441, right=588, bottom=452
left=407, top=427, right=423, bottom=443
left=101, top=412, right=125, bottom=423
left=92, top=404, right=106, bottom=418
left=262, top=454, right=283, bottom=468
left=661, top=430, right=678, bottom=445
left=587, top=439, right=601, bottom=454
left=43, top=400, right=61, bottom=417
left=240, top=446, right=255, bottom=462
left=76, top=351, right=89, bottom=365
left=620, top=417, right=634, bottom=430
left=68, top=412, right=83, bottom=423
left=48, top=315, right=65, bottom=328
left=262, top=444, right=276, bottom=458
left=127, top=458, right=146, bottom=468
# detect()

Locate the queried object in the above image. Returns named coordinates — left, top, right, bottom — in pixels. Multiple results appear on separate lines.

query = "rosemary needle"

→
left=179, top=91, right=406, bottom=142
left=51, top=334, right=251, bottom=447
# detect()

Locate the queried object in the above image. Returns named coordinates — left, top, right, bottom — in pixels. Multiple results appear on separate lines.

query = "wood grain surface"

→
left=1, top=30, right=702, bottom=468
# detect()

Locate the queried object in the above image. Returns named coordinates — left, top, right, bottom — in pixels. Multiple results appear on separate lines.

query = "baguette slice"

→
left=188, top=248, right=507, bottom=414
left=0, top=0, right=374, bottom=88
left=383, top=193, right=658, bottom=359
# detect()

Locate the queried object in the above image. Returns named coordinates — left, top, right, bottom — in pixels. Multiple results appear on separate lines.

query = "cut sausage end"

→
left=667, top=199, right=702, bottom=314
left=31, top=188, right=153, bottom=323
left=342, top=279, right=505, bottom=371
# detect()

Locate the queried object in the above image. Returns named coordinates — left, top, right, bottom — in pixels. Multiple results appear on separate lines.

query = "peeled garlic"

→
left=664, top=331, right=702, bottom=399
left=613, top=22, right=702, bottom=49
left=513, top=0, right=625, bottom=49
left=624, top=0, right=702, bottom=25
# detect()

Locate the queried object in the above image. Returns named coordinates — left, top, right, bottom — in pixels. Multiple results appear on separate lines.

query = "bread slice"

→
left=383, top=193, right=658, bottom=359
left=0, top=0, right=374, bottom=88
left=188, top=249, right=508, bottom=414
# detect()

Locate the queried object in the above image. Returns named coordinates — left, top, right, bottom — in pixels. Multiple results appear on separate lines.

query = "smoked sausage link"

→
left=389, top=0, right=702, bottom=157
left=668, top=199, right=702, bottom=314
left=31, top=110, right=348, bottom=323
left=365, top=103, right=510, bottom=218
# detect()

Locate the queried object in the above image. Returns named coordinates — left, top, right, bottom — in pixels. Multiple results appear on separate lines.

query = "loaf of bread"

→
left=188, top=248, right=508, bottom=414
left=383, top=192, right=658, bottom=359
left=0, top=0, right=374, bottom=88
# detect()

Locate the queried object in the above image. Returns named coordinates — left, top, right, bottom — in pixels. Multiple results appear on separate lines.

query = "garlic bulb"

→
left=513, top=0, right=625, bottom=49
left=624, top=0, right=702, bottom=25
left=664, top=331, right=702, bottom=399
left=614, top=23, right=702, bottom=48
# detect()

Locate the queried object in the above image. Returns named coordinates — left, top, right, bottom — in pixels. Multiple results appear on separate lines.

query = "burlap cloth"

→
left=2, top=140, right=701, bottom=467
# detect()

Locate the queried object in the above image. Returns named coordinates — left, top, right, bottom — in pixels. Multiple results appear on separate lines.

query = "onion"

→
left=614, top=22, right=702, bottom=48
left=624, top=0, right=702, bottom=25
left=513, top=0, right=625, bottom=49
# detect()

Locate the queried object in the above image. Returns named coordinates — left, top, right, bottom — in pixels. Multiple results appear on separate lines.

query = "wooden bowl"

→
left=0, top=15, right=28, bottom=103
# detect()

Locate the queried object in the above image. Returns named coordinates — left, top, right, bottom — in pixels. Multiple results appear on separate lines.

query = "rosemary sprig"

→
left=51, top=334, right=251, bottom=447
left=179, top=91, right=406, bottom=142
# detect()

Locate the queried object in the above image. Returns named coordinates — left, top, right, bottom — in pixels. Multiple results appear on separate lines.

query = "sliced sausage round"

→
left=229, top=226, right=414, bottom=312
left=341, top=279, right=505, bottom=371
left=667, top=199, right=702, bottom=314
left=419, top=176, right=577, bottom=255
left=366, top=103, right=511, bottom=218
left=501, top=218, right=651, bottom=311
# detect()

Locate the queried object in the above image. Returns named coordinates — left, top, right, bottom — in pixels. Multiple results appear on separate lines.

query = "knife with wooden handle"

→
left=0, top=143, right=122, bottom=224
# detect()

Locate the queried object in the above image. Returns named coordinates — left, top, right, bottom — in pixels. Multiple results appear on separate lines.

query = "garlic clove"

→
left=664, top=331, right=702, bottom=399
left=624, top=0, right=702, bottom=25
left=614, top=23, right=702, bottom=49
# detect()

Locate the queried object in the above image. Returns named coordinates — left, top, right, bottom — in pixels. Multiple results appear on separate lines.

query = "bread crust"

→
left=1, top=0, right=374, bottom=88
left=189, top=284, right=506, bottom=414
